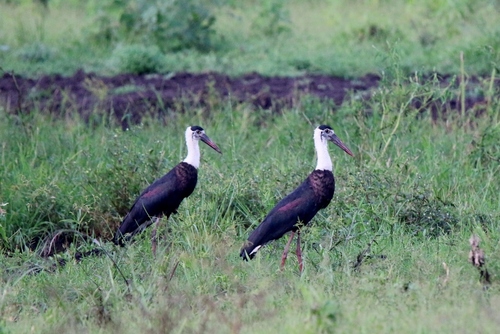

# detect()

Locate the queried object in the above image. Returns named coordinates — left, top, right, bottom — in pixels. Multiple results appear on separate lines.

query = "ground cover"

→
left=1, top=0, right=500, bottom=333
left=1, top=0, right=499, bottom=77
left=1, top=74, right=500, bottom=332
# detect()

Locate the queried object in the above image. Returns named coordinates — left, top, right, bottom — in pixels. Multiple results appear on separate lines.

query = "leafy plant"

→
left=251, top=0, right=291, bottom=37
left=109, top=44, right=165, bottom=74
left=470, top=118, right=500, bottom=167
left=1, top=80, right=500, bottom=333
left=396, top=191, right=458, bottom=237
left=15, top=42, right=55, bottom=63
left=91, top=0, right=217, bottom=52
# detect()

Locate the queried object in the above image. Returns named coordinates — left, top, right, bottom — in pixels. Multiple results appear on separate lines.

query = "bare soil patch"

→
left=0, top=70, right=494, bottom=128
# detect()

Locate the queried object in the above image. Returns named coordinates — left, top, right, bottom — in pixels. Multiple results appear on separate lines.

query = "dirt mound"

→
left=0, top=70, right=379, bottom=127
left=0, top=70, right=494, bottom=128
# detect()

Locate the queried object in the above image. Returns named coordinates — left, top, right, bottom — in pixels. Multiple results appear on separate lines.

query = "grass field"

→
left=1, top=0, right=500, bottom=333
left=1, top=0, right=500, bottom=76
left=1, top=81, right=500, bottom=333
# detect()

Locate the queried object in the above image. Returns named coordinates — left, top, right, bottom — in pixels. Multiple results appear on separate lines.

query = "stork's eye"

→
left=196, top=130, right=202, bottom=134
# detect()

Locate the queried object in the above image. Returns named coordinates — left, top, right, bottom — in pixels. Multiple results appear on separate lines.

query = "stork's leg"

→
left=296, top=230, right=303, bottom=273
left=151, top=217, right=161, bottom=257
left=281, top=231, right=295, bottom=270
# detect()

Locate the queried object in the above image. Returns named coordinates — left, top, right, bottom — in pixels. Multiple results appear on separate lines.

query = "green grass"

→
left=1, top=0, right=500, bottom=332
left=1, top=73, right=500, bottom=332
left=1, top=0, right=500, bottom=77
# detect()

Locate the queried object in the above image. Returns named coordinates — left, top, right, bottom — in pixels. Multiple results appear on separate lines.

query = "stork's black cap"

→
left=190, top=125, right=204, bottom=131
left=318, top=124, right=332, bottom=130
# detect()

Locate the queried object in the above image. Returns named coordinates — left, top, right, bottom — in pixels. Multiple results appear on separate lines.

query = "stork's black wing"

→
left=241, top=178, right=320, bottom=258
left=240, top=170, right=335, bottom=259
left=114, top=162, right=197, bottom=245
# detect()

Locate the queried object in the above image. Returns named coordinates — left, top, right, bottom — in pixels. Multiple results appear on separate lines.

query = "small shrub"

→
left=109, top=44, right=165, bottom=74
left=15, top=42, right=55, bottom=63
left=251, top=0, right=291, bottom=37
left=470, top=119, right=500, bottom=167
left=310, top=300, right=341, bottom=330
left=338, top=168, right=459, bottom=239
left=91, top=0, right=217, bottom=52
left=84, top=129, right=166, bottom=218
left=396, top=191, right=458, bottom=237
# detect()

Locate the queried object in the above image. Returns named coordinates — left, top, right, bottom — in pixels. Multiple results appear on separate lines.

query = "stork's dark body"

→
left=113, top=162, right=197, bottom=245
left=240, top=169, right=335, bottom=259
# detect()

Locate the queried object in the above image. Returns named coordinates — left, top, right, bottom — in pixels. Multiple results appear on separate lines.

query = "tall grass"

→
left=1, top=0, right=499, bottom=76
left=1, top=73, right=500, bottom=332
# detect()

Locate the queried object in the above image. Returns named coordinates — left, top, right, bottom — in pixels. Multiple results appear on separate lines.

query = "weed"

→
left=1, top=100, right=500, bottom=331
left=251, top=0, right=291, bottom=37
left=396, top=191, right=458, bottom=237
left=109, top=44, right=165, bottom=75
left=91, top=0, right=217, bottom=53
left=468, top=235, right=491, bottom=286
left=1, top=0, right=499, bottom=76
left=82, top=127, right=168, bottom=233
left=15, top=42, right=55, bottom=63
left=310, top=300, right=340, bottom=332
left=0, top=2, right=499, bottom=328
left=470, top=121, right=500, bottom=167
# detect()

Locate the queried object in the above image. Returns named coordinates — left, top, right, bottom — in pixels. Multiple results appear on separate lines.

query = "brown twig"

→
left=353, top=235, right=379, bottom=271
left=0, top=67, right=25, bottom=116
left=442, top=262, right=450, bottom=286
left=36, top=229, right=131, bottom=292
left=468, top=235, right=491, bottom=286
left=168, top=260, right=179, bottom=282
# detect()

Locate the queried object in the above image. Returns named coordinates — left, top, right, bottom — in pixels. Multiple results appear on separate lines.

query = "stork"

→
left=240, top=125, right=353, bottom=272
left=113, top=125, right=221, bottom=254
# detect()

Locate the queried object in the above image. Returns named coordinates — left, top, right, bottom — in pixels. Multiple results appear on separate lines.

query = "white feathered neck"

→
left=314, top=128, right=332, bottom=171
left=183, top=128, right=201, bottom=169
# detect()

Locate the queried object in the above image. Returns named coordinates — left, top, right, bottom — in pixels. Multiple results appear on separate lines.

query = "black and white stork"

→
left=113, top=125, right=221, bottom=252
left=240, top=125, right=353, bottom=272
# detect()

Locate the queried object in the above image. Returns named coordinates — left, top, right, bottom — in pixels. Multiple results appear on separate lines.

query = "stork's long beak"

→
left=200, top=134, right=222, bottom=154
left=329, top=134, right=354, bottom=156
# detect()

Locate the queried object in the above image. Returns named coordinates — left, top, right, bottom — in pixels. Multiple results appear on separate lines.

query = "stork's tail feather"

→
left=114, top=217, right=156, bottom=246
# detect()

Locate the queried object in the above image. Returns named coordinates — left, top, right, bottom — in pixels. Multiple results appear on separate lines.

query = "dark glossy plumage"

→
left=240, top=169, right=334, bottom=259
left=112, top=125, right=221, bottom=247
left=239, top=124, right=353, bottom=269
left=113, top=162, right=197, bottom=245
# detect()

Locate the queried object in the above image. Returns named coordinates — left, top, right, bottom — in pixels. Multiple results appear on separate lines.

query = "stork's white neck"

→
left=314, top=129, right=332, bottom=171
left=183, top=131, right=200, bottom=169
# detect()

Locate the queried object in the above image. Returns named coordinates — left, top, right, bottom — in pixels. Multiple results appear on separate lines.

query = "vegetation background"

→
left=1, top=0, right=500, bottom=333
